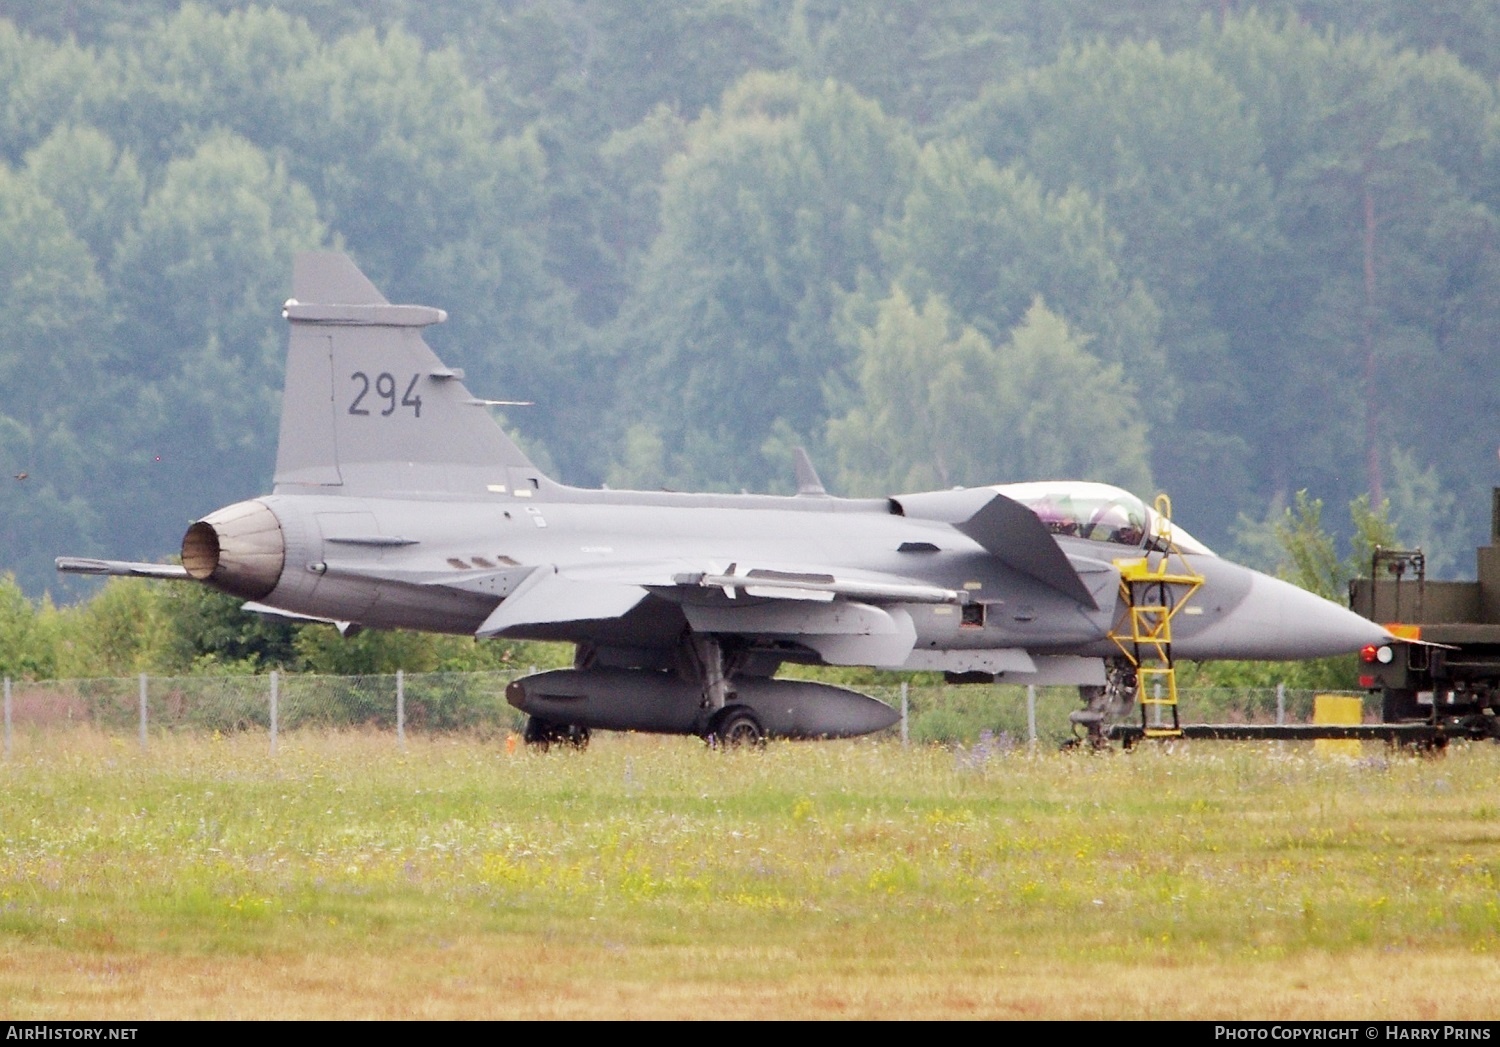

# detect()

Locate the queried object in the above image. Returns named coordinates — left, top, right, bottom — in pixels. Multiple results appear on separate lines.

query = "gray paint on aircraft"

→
left=60, top=252, right=1393, bottom=743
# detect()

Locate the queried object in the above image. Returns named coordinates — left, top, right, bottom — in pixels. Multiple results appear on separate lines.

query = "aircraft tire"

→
left=708, top=706, right=766, bottom=749
left=522, top=715, right=555, bottom=747
left=523, top=716, right=590, bottom=750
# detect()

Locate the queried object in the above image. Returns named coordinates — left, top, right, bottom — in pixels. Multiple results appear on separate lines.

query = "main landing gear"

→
left=522, top=716, right=590, bottom=751
left=686, top=634, right=767, bottom=748
left=519, top=633, right=770, bottom=750
left=707, top=704, right=766, bottom=748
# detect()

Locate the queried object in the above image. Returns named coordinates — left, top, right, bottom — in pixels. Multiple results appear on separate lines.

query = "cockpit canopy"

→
left=993, top=481, right=1215, bottom=556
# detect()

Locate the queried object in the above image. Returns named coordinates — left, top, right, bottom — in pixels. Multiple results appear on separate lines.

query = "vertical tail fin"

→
left=273, top=252, right=550, bottom=497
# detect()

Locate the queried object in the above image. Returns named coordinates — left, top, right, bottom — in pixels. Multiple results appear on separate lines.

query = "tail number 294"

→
left=349, top=372, right=422, bottom=418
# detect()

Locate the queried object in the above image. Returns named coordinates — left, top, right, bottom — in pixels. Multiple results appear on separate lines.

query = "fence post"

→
left=269, top=670, right=279, bottom=757
left=3, top=677, right=10, bottom=760
left=138, top=673, right=148, bottom=751
left=1276, top=682, right=1286, bottom=726
left=396, top=669, right=406, bottom=749
left=899, top=681, right=908, bottom=747
left=1027, top=684, right=1037, bottom=747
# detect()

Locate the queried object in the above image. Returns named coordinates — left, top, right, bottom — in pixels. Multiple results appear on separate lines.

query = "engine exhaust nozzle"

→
left=181, top=499, right=286, bottom=600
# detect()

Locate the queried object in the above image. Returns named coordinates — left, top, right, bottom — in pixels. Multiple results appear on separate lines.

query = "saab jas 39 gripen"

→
left=59, top=253, right=1391, bottom=746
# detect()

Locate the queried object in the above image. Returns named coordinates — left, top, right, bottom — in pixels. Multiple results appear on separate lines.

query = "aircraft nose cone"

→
left=1223, top=572, right=1391, bottom=659
left=1179, top=568, right=1391, bottom=661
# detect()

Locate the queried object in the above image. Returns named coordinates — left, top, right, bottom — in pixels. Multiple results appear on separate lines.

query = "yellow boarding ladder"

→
left=1108, top=495, right=1204, bottom=739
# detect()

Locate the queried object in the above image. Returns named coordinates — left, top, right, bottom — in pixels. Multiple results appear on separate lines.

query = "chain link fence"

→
left=0, top=671, right=1366, bottom=753
left=0, top=670, right=530, bottom=753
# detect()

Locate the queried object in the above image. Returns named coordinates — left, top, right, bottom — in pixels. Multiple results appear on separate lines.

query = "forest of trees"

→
left=1, top=0, right=1497, bottom=617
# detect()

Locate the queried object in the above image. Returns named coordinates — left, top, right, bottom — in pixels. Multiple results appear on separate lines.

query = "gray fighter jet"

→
left=59, top=253, right=1390, bottom=745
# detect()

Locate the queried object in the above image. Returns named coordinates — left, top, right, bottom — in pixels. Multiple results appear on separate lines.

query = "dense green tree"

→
left=279, top=27, right=506, bottom=285
left=959, top=41, right=1276, bottom=324
left=390, top=2, right=792, bottom=338
left=112, top=132, right=323, bottom=381
left=23, top=125, right=144, bottom=265
left=11, top=574, right=563, bottom=678
left=0, top=165, right=108, bottom=595
left=103, top=131, right=326, bottom=552
left=94, top=4, right=319, bottom=169
left=1206, top=15, right=1500, bottom=549
left=876, top=140, right=1162, bottom=375
left=590, top=105, right=690, bottom=309
left=292, top=623, right=551, bottom=675
left=0, top=20, right=101, bottom=165
left=954, top=40, right=1279, bottom=542
left=1383, top=446, right=1468, bottom=580
left=984, top=0, right=1223, bottom=58
left=614, top=73, right=918, bottom=491
left=829, top=291, right=1152, bottom=496
left=0, top=574, right=59, bottom=679
left=0, top=168, right=106, bottom=430
left=62, top=578, right=176, bottom=676
left=1231, top=489, right=1397, bottom=598
left=0, top=1, right=173, bottom=42
left=789, top=1, right=1022, bottom=125
left=603, top=422, right=670, bottom=492
left=0, top=0, right=1498, bottom=602
left=151, top=583, right=300, bottom=672
left=1302, top=0, right=1500, bottom=82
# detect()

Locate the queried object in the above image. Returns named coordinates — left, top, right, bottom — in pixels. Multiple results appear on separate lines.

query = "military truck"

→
left=1349, top=488, right=1500, bottom=738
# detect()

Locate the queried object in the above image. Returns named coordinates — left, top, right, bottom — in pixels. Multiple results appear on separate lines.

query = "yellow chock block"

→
left=1313, top=694, right=1363, bottom=758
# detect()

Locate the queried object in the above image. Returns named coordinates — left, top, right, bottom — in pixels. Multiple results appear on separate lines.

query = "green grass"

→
left=1, top=729, right=1498, bottom=1018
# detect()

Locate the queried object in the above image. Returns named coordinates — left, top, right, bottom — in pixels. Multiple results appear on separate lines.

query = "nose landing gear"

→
left=1067, top=660, right=1139, bottom=748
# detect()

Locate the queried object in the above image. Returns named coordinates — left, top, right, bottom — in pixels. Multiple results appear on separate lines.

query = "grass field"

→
left=1, top=728, right=1497, bottom=1019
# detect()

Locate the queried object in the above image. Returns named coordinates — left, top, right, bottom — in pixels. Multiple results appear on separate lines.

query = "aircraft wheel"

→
left=522, top=716, right=556, bottom=749
left=523, top=717, right=590, bottom=750
left=522, top=716, right=554, bottom=747
left=708, top=706, right=766, bottom=749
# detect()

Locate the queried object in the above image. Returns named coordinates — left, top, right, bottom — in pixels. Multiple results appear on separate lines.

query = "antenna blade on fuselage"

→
left=793, top=447, right=828, bottom=497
